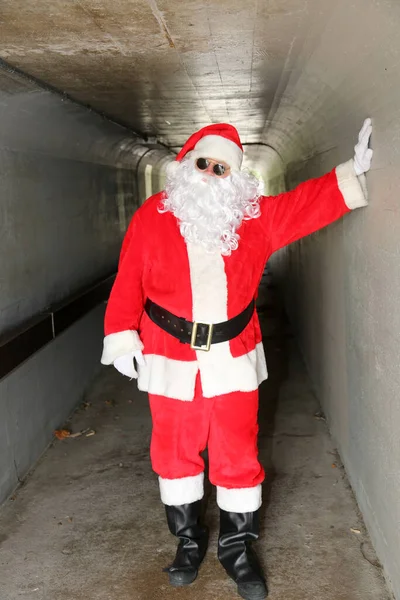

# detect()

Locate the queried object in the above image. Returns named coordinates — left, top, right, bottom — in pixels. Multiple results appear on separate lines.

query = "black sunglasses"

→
left=196, top=157, right=228, bottom=177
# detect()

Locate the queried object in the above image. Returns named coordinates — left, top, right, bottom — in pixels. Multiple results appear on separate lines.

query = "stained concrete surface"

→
left=0, top=276, right=391, bottom=600
left=0, top=0, right=392, bottom=157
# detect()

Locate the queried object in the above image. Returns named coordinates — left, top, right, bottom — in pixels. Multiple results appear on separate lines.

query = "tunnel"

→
left=0, top=1, right=398, bottom=598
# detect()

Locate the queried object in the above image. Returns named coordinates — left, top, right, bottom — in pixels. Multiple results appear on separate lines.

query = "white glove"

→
left=113, top=350, right=145, bottom=379
left=354, top=118, right=373, bottom=176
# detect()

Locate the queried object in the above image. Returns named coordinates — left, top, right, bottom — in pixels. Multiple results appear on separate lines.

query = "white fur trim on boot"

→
left=101, top=330, right=144, bottom=365
left=159, top=473, right=204, bottom=506
left=216, top=485, right=262, bottom=513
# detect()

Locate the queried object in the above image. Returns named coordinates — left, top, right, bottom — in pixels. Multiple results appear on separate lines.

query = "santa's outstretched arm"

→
left=100, top=212, right=146, bottom=378
left=262, top=119, right=373, bottom=254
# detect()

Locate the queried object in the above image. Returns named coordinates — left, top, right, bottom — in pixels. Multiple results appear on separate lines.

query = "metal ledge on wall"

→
left=0, top=274, right=115, bottom=381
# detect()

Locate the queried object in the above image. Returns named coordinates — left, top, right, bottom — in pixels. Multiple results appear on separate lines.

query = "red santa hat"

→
left=167, top=123, right=243, bottom=176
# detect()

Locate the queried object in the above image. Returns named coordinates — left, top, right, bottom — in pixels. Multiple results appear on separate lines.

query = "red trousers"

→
left=148, top=376, right=265, bottom=512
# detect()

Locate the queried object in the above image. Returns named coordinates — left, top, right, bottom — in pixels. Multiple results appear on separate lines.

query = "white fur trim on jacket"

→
left=336, top=159, right=368, bottom=210
left=187, top=243, right=228, bottom=323
left=136, top=343, right=267, bottom=401
left=159, top=473, right=204, bottom=506
left=217, top=484, right=262, bottom=513
left=198, top=341, right=267, bottom=398
left=137, top=353, right=199, bottom=401
left=187, top=243, right=268, bottom=398
left=101, top=330, right=144, bottom=365
left=191, top=135, right=243, bottom=171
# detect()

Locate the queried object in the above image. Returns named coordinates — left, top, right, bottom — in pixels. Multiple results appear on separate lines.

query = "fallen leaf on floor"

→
left=72, top=428, right=90, bottom=438
left=105, top=399, right=116, bottom=407
left=314, top=411, right=326, bottom=421
left=86, top=430, right=96, bottom=437
left=54, top=429, right=71, bottom=440
left=350, top=528, right=361, bottom=534
left=331, top=463, right=337, bottom=468
left=55, top=428, right=91, bottom=439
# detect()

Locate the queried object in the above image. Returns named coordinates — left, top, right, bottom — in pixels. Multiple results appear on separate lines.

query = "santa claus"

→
left=101, top=120, right=373, bottom=600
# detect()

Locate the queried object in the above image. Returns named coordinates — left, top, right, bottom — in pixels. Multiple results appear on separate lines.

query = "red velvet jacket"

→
left=101, top=159, right=367, bottom=400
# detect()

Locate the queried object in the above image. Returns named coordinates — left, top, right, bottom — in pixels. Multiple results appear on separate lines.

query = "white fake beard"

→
left=159, top=159, right=263, bottom=256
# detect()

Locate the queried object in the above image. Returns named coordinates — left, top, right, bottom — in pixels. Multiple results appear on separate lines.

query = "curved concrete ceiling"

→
left=1, top=0, right=395, bottom=167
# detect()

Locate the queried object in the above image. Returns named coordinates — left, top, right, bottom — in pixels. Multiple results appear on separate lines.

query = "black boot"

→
left=164, top=500, right=209, bottom=586
left=218, top=510, right=268, bottom=600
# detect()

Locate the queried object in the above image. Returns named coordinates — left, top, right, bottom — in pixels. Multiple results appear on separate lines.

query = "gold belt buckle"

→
left=190, top=322, right=214, bottom=352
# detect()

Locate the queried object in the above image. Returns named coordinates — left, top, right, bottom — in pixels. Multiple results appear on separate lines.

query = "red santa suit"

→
left=101, top=125, right=368, bottom=512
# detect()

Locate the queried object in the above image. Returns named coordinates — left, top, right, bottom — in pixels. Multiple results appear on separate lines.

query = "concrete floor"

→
left=0, top=277, right=393, bottom=600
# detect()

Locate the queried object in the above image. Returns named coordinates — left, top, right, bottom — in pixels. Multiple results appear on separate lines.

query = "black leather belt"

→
left=144, top=298, right=255, bottom=352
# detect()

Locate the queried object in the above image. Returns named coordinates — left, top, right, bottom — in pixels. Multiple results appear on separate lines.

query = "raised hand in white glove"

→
left=354, top=118, right=373, bottom=176
left=113, top=350, right=145, bottom=379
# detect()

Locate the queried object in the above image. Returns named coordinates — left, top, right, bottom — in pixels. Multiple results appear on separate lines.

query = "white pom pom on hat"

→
left=169, top=123, right=243, bottom=172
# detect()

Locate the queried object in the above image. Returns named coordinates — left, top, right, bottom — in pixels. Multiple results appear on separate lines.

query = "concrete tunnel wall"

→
left=0, top=64, right=170, bottom=505
left=263, top=6, right=400, bottom=597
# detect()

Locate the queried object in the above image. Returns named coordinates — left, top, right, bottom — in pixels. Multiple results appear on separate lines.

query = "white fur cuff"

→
left=217, top=484, right=262, bottom=513
left=336, top=159, right=368, bottom=210
left=101, top=330, right=144, bottom=365
left=159, top=473, right=204, bottom=506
